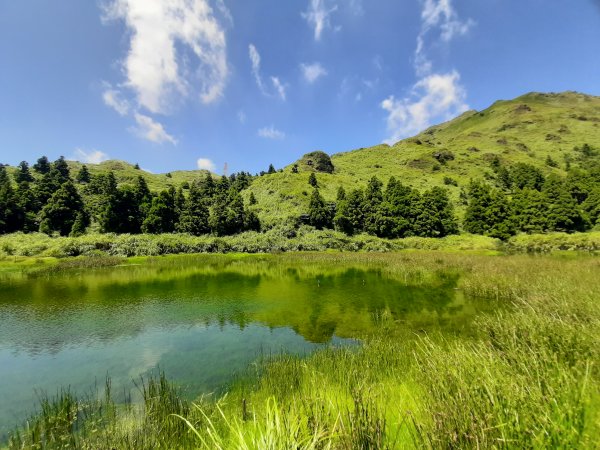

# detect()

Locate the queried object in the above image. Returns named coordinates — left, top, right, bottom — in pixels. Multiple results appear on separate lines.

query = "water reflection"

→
left=0, top=255, right=485, bottom=436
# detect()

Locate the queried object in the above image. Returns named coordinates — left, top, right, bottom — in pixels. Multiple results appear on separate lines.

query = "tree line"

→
left=0, top=156, right=259, bottom=237
left=304, top=158, right=600, bottom=240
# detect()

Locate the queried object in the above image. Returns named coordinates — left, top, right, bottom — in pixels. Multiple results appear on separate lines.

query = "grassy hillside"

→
left=247, top=91, right=600, bottom=226
left=6, top=91, right=599, bottom=228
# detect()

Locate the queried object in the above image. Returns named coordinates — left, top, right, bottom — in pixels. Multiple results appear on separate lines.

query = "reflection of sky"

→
left=0, top=322, right=349, bottom=440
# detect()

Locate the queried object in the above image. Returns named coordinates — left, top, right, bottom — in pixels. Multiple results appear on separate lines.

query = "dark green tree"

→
left=543, top=174, right=588, bottom=232
left=0, top=166, right=21, bottom=234
left=33, top=156, right=51, bottom=174
left=463, top=181, right=514, bottom=239
left=248, top=192, right=257, bottom=205
left=76, top=165, right=91, bottom=184
left=413, top=187, right=459, bottom=237
left=308, top=172, right=318, bottom=188
left=39, top=181, right=85, bottom=236
left=141, top=188, right=177, bottom=234
left=362, top=177, right=383, bottom=235
left=177, top=182, right=210, bottom=235
left=307, top=189, right=332, bottom=229
left=336, top=186, right=346, bottom=201
left=582, top=188, right=600, bottom=226
left=378, top=177, right=419, bottom=238
left=53, top=156, right=71, bottom=180
left=15, top=161, right=34, bottom=183
left=69, top=211, right=90, bottom=237
left=268, top=164, right=276, bottom=174
left=511, top=163, right=544, bottom=191
left=511, top=189, right=549, bottom=234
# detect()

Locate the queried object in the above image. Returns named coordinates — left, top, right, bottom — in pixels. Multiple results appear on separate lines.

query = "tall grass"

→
left=6, top=252, right=600, bottom=449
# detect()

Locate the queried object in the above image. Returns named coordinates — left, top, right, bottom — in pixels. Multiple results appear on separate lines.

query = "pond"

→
left=0, top=254, right=491, bottom=438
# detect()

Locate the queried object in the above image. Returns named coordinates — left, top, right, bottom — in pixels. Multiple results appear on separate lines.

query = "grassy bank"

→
left=2, top=230, right=600, bottom=259
left=5, top=252, right=599, bottom=449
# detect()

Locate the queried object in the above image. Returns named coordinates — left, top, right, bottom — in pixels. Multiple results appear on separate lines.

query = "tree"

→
left=39, top=181, right=85, bottom=236
left=0, top=166, right=20, bottom=234
left=15, top=161, right=34, bottom=183
left=53, top=156, right=71, bottom=180
left=177, top=182, right=210, bottom=235
left=582, top=188, right=600, bottom=226
left=76, top=165, right=91, bottom=183
left=70, top=211, right=90, bottom=237
left=336, top=186, right=346, bottom=201
left=268, top=164, right=276, bottom=174
left=308, top=172, right=318, bottom=188
left=511, top=189, right=549, bottom=234
left=362, top=177, right=383, bottom=235
left=33, top=156, right=51, bottom=174
left=413, top=187, right=458, bottom=237
left=15, top=181, right=38, bottom=232
left=463, top=181, right=514, bottom=239
left=248, top=192, right=257, bottom=205
left=543, top=174, right=588, bottom=232
left=141, top=189, right=177, bottom=234
left=291, top=164, right=299, bottom=174
left=377, top=177, right=419, bottom=238
left=511, top=163, right=544, bottom=191
left=307, top=189, right=332, bottom=229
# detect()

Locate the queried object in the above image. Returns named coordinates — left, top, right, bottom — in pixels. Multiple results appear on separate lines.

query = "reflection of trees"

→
left=0, top=260, right=472, bottom=353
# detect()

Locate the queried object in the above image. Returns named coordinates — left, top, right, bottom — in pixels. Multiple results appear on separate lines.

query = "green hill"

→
left=5, top=91, right=600, bottom=228
left=246, top=91, right=600, bottom=226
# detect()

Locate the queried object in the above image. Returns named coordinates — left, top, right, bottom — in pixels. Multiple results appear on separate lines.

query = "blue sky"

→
left=1, top=0, right=599, bottom=174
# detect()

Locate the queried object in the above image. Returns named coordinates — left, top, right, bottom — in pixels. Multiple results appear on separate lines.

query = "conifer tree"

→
left=308, top=172, right=318, bottom=188
left=543, top=174, right=588, bottom=232
left=141, top=188, right=177, bottom=234
left=33, top=156, right=51, bottom=174
left=307, top=189, right=332, bottom=229
left=15, top=161, right=34, bottom=183
left=0, top=166, right=20, bottom=234
left=76, top=165, right=91, bottom=184
left=39, top=181, right=85, bottom=236
left=362, top=177, right=383, bottom=235
left=413, top=187, right=458, bottom=237
left=177, top=182, right=210, bottom=235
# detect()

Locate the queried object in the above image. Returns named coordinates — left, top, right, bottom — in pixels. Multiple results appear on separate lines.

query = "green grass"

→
left=6, top=251, right=600, bottom=449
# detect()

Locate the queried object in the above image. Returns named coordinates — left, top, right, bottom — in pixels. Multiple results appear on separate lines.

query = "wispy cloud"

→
left=302, top=0, right=338, bottom=41
left=248, top=44, right=286, bottom=100
left=197, top=158, right=216, bottom=171
left=133, top=113, right=177, bottom=145
left=258, top=125, right=285, bottom=140
left=102, top=85, right=130, bottom=116
left=72, top=148, right=110, bottom=164
left=102, top=0, right=229, bottom=113
left=381, top=71, right=468, bottom=144
left=415, top=0, right=474, bottom=75
left=381, top=0, right=471, bottom=143
left=301, top=62, right=328, bottom=83
left=238, top=110, right=247, bottom=124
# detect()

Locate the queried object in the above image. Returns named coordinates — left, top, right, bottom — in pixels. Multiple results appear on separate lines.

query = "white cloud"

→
left=258, top=125, right=285, bottom=140
left=271, top=76, right=286, bottom=100
left=133, top=113, right=177, bottom=144
left=302, top=0, right=338, bottom=41
left=103, top=0, right=228, bottom=113
left=197, top=158, right=216, bottom=171
left=381, top=71, right=468, bottom=144
left=301, top=62, right=328, bottom=83
left=248, top=43, right=286, bottom=100
left=248, top=44, right=264, bottom=92
left=415, top=0, right=473, bottom=75
left=102, top=86, right=130, bottom=116
left=238, top=110, right=246, bottom=124
left=72, top=149, right=110, bottom=164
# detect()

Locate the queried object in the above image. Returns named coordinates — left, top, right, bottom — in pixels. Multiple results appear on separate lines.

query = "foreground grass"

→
left=5, top=252, right=600, bottom=449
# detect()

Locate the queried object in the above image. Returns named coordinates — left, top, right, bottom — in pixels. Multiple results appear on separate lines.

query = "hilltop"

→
left=247, top=91, right=600, bottom=225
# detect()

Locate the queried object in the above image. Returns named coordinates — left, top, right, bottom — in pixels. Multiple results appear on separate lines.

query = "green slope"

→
left=246, top=91, right=600, bottom=226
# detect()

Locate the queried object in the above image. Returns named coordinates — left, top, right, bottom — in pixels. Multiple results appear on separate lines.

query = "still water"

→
left=0, top=254, right=488, bottom=437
